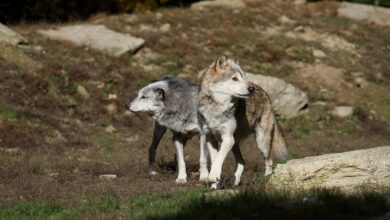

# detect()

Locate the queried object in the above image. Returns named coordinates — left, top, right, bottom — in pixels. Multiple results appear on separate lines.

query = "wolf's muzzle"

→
left=125, top=104, right=130, bottom=110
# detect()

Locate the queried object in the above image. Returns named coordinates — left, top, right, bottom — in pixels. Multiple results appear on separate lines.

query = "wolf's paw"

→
left=199, top=170, right=209, bottom=182
left=175, top=178, right=187, bottom=184
left=208, top=171, right=221, bottom=183
left=233, top=177, right=241, bottom=186
left=264, top=167, right=273, bottom=176
left=199, top=174, right=209, bottom=182
left=149, top=170, right=158, bottom=176
left=211, top=182, right=221, bottom=190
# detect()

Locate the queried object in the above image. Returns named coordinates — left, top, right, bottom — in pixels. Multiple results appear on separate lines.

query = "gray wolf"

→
left=198, top=56, right=288, bottom=188
left=125, top=76, right=210, bottom=183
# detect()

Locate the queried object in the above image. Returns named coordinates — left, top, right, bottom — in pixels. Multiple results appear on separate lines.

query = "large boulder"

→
left=268, top=146, right=390, bottom=192
left=38, top=25, right=144, bottom=57
left=246, top=73, right=308, bottom=118
left=191, top=0, right=246, bottom=10
left=338, top=2, right=390, bottom=27
left=0, top=23, right=28, bottom=45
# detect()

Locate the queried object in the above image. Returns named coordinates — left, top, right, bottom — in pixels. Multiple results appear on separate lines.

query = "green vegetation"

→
left=0, top=201, right=63, bottom=220
left=1, top=188, right=388, bottom=220
left=0, top=105, right=17, bottom=120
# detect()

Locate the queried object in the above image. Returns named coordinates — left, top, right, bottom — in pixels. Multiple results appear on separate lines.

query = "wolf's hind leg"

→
left=232, top=143, right=245, bottom=186
left=255, top=125, right=273, bottom=176
left=149, top=122, right=167, bottom=175
left=173, top=134, right=188, bottom=183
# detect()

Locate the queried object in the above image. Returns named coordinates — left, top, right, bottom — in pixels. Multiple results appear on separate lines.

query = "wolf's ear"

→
left=154, top=88, right=165, bottom=100
left=213, top=55, right=228, bottom=71
left=234, top=57, right=239, bottom=64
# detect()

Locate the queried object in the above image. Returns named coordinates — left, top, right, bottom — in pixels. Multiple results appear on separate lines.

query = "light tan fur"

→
left=198, top=56, right=288, bottom=187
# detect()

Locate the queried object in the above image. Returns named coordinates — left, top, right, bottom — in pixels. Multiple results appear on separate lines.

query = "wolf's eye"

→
left=232, top=77, right=238, bottom=81
left=141, top=96, right=147, bottom=99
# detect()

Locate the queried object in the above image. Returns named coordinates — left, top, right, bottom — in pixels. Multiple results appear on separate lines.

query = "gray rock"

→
left=0, top=23, right=28, bottom=45
left=77, top=85, right=90, bottom=99
left=312, top=49, right=326, bottom=58
left=105, top=103, right=117, bottom=114
left=293, top=0, right=306, bottom=4
left=278, top=15, right=296, bottom=25
left=160, top=23, right=171, bottom=33
left=246, top=73, right=308, bottom=118
left=191, top=0, right=246, bottom=9
left=38, top=25, right=144, bottom=56
left=268, top=146, right=390, bottom=192
left=99, top=174, right=117, bottom=180
left=331, top=106, right=354, bottom=118
left=338, top=2, right=390, bottom=27
left=105, top=125, right=117, bottom=133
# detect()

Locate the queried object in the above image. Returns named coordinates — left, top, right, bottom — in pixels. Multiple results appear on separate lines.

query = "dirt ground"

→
left=0, top=0, right=389, bottom=211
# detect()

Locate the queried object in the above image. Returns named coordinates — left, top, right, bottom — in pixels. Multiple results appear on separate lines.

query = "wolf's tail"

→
left=272, top=123, right=288, bottom=161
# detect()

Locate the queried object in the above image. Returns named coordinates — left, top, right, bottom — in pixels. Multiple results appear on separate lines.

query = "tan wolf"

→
left=197, top=56, right=288, bottom=188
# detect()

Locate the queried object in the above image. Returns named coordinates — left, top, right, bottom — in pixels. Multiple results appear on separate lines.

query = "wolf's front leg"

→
left=208, top=134, right=235, bottom=188
left=199, top=134, right=209, bottom=182
left=173, top=134, right=188, bottom=184
left=149, top=122, right=167, bottom=175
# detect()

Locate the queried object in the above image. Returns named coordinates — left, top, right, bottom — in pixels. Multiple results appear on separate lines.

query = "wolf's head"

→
left=125, top=81, right=168, bottom=116
left=199, top=56, right=254, bottom=99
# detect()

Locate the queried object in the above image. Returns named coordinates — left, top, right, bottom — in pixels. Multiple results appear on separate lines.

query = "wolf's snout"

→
left=248, top=86, right=255, bottom=94
left=125, top=104, right=130, bottom=110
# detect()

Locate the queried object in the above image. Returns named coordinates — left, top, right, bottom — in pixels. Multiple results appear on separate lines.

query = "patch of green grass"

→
left=297, top=125, right=312, bottom=136
left=0, top=105, right=17, bottom=120
left=0, top=195, right=121, bottom=220
left=90, top=131, right=116, bottom=157
left=383, top=44, right=390, bottom=52
left=292, top=46, right=314, bottom=62
left=93, top=195, right=120, bottom=212
left=101, top=75, right=119, bottom=94
left=129, top=188, right=207, bottom=219
left=129, top=187, right=389, bottom=220
left=90, top=131, right=116, bottom=149
left=0, top=201, right=63, bottom=220
left=162, top=60, right=185, bottom=74
left=2, top=188, right=388, bottom=220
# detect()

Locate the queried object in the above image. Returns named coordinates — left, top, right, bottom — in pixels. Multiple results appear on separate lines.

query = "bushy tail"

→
left=272, top=123, right=288, bottom=161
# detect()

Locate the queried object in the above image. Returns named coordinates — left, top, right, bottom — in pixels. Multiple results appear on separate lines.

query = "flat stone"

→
left=38, top=25, right=144, bottom=56
left=105, top=103, right=117, bottom=114
left=331, top=106, right=354, bottom=118
left=99, top=174, right=117, bottom=180
left=191, top=0, right=246, bottom=10
left=0, top=23, right=28, bottom=45
left=312, top=49, right=326, bottom=58
left=338, top=2, right=390, bottom=27
left=278, top=15, right=296, bottom=25
left=105, top=125, right=117, bottom=133
left=160, top=23, right=171, bottom=33
left=77, top=85, right=90, bottom=99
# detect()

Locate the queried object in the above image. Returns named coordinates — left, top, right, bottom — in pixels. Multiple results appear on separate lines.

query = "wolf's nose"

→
left=248, top=87, right=255, bottom=94
left=125, top=104, right=130, bottom=109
